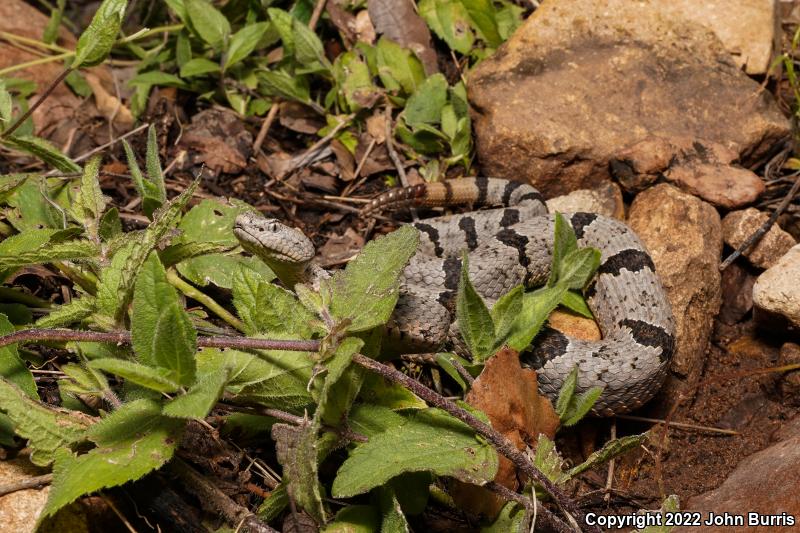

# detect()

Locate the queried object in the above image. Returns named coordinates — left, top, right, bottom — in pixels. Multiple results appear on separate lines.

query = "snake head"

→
left=233, top=212, right=315, bottom=275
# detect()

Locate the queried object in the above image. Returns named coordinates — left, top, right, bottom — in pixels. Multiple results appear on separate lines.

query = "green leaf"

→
left=177, top=253, right=272, bottom=289
left=332, top=51, right=379, bottom=112
left=69, top=155, right=106, bottom=241
left=259, top=69, right=310, bottom=103
left=185, top=0, right=230, bottom=48
left=177, top=199, right=242, bottom=246
left=489, top=285, right=523, bottom=349
left=163, top=368, right=231, bottom=418
left=504, top=285, right=566, bottom=352
left=131, top=254, right=197, bottom=386
left=181, top=57, right=221, bottom=77
left=232, top=263, right=317, bottom=337
left=0, top=80, right=13, bottom=124
left=99, top=207, right=122, bottom=241
left=359, top=372, right=427, bottom=410
left=0, top=377, right=91, bottom=466
left=36, top=296, right=96, bottom=328
left=43, top=0, right=66, bottom=45
left=1, top=135, right=80, bottom=172
left=332, top=408, right=498, bottom=497
left=88, top=358, right=181, bottom=392
left=224, top=22, right=269, bottom=70
left=455, top=254, right=495, bottom=360
left=561, top=386, right=603, bottom=427
left=290, top=15, right=330, bottom=70
left=378, top=487, right=410, bottom=533
left=272, top=421, right=328, bottom=523
left=257, top=481, right=289, bottom=521
left=73, top=0, right=127, bottom=68
left=145, top=124, right=166, bottom=201
left=434, top=353, right=468, bottom=392
left=555, top=366, right=577, bottom=419
left=557, top=248, right=601, bottom=290
left=419, top=0, right=475, bottom=54
left=0, top=238, right=99, bottom=272
left=129, top=71, right=188, bottom=88
left=375, top=37, right=425, bottom=97
left=315, top=337, right=364, bottom=427
left=459, top=0, right=502, bottom=47
left=568, top=433, right=648, bottom=477
left=41, top=399, right=183, bottom=519
left=547, top=212, right=578, bottom=287
left=267, top=8, right=295, bottom=57
left=560, top=290, right=593, bottom=318
left=325, top=505, right=379, bottom=533
left=327, top=225, right=419, bottom=332
left=532, top=434, right=569, bottom=485
left=0, top=314, right=36, bottom=398
left=403, top=73, right=448, bottom=126
left=482, top=501, right=526, bottom=532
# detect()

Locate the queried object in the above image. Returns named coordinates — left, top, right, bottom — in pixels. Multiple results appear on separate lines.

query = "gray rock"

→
left=723, top=209, right=797, bottom=269
left=753, top=244, right=800, bottom=332
left=469, top=0, right=789, bottom=196
left=628, top=184, right=722, bottom=413
left=545, top=181, right=624, bottom=219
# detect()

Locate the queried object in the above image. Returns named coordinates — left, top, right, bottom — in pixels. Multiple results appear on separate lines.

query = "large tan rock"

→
left=469, top=0, right=790, bottom=196
left=722, top=208, right=797, bottom=269
left=753, top=244, right=800, bottom=332
left=545, top=180, right=625, bottom=219
left=628, top=184, right=723, bottom=412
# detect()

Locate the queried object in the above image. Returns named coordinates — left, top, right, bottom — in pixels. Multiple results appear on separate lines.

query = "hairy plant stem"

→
left=351, top=354, right=596, bottom=533
left=166, top=269, right=247, bottom=333
left=1, top=67, right=72, bottom=138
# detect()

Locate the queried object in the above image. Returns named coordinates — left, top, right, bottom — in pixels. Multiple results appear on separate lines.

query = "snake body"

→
left=234, top=177, right=675, bottom=416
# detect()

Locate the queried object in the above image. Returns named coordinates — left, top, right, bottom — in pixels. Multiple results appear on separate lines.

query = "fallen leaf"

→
left=330, top=139, right=356, bottom=181
left=326, top=0, right=358, bottom=46
left=178, top=108, right=253, bottom=174
left=451, top=347, right=559, bottom=518
left=318, top=228, right=364, bottom=267
left=84, top=73, right=134, bottom=129
left=279, top=102, right=325, bottom=134
left=367, top=0, right=438, bottom=75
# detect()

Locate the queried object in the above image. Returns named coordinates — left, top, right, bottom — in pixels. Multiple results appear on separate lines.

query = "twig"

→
left=101, top=494, right=139, bottom=533
left=308, top=0, right=328, bottom=30
left=720, top=170, right=800, bottom=270
left=0, top=328, right=321, bottom=352
left=604, top=419, right=616, bottom=504
left=67, top=123, right=150, bottom=166
left=2, top=67, right=72, bottom=138
left=169, top=459, right=278, bottom=533
left=275, top=116, right=353, bottom=180
left=352, top=354, right=598, bottom=533
left=0, top=473, right=53, bottom=496
left=252, top=103, right=280, bottom=156
left=383, top=106, right=417, bottom=221
left=615, top=414, right=737, bottom=436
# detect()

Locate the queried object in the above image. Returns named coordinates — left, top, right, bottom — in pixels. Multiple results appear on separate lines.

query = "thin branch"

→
left=252, top=102, right=280, bottom=156
left=352, top=354, right=597, bottom=533
left=720, top=170, right=800, bottom=270
left=2, top=67, right=73, bottom=139
left=615, top=414, right=738, bottom=435
left=0, top=328, right=321, bottom=352
left=0, top=473, right=53, bottom=496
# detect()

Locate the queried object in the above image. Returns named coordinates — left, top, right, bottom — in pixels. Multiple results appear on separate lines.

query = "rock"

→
left=753, top=245, right=800, bottom=331
left=663, top=0, right=779, bottom=76
left=666, top=163, right=765, bottom=209
left=676, top=414, right=800, bottom=533
left=0, top=458, right=51, bottom=532
left=628, top=184, right=722, bottom=413
left=545, top=181, right=625, bottom=219
left=719, top=261, right=756, bottom=325
left=469, top=0, right=790, bottom=196
left=722, top=209, right=797, bottom=269
left=779, top=343, right=800, bottom=406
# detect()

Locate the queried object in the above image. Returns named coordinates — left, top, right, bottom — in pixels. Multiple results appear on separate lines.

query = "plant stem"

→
left=0, top=52, right=74, bottom=77
left=0, top=328, right=321, bottom=352
left=351, top=354, right=596, bottom=533
left=0, top=287, right=52, bottom=308
left=1, top=67, right=72, bottom=138
left=166, top=269, right=247, bottom=333
left=0, top=31, right=71, bottom=54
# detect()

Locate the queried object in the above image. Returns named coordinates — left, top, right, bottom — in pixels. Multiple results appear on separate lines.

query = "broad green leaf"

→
left=224, top=22, right=269, bottom=70
left=186, top=0, right=230, bottom=48
left=128, top=71, right=188, bottom=88
left=131, top=254, right=196, bottom=386
left=35, top=296, right=96, bottom=328
left=419, top=0, right=475, bottom=54
left=489, top=285, right=523, bottom=349
left=0, top=80, right=12, bottom=123
left=327, top=225, right=419, bottom=332
left=561, top=386, right=603, bottom=427
left=175, top=31, right=192, bottom=66
left=482, top=501, right=526, bottom=533
left=88, top=358, right=181, bottom=392
left=163, top=368, right=231, bottom=418
left=332, top=408, right=498, bottom=497
left=434, top=353, right=468, bottom=392
left=332, top=51, right=379, bottom=112
left=558, top=248, right=601, bottom=290
left=69, top=155, right=105, bottom=241
left=178, top=253, right=273, bottom=289
left=0, top=228, right=58, bottom=281
left=0, top=377, right=91, bottom=466
left=375, top=37, right=425, bottom=97
left=359, top=372, right=427, bottom=410
left=59, top=363, right=109, bottom=401
left=348, top=403, right=406, bottom=440
left=505, top=285, right=566, bottom=351
left=0, top=314, right=36, bottom=398
left=560, top=290, right=594, bottom=318
left=99, top=207, right=122, bottom=241
left=180, top=57, right=220, bottom=78
left=267, top=8, right=295, bottom=57
left=315, top=337, right=364, bottom=427
left=73, top=0, right=127, bottom=68
left=403, top=73, right=448, bottom=126
left=495, top=1, right=525, bottom=40
left=547, top=212, right=578, bottom=287
left=1, top=135, right=80, bottom=173
left=0, top=173, right=28, bottom=201
left=177, top=199, right=242, bottom=246
left=0, top=239, right=99, bottom=271
left=272, top=421, right=327, bottom=522
left=65, top=69, right=92, bottom=98
left=197, top=348, right=313, bottom=409
left=456, top=254, right=495, bottom=360
left=122, top=138, right=162, bottom=218
left=555, top=366, right=577, bottom=419
left=325, top=505, right=379, bottom=533
left=378, top=487, right=410, bottom=533
left=290, top=15, right=330, bottom=70
left=568, top=433, right=647, bottom=477
left=232, top=263, right=317, bottom=337
left=532, top=434, right=569, bottom=485
left=460, top=0, right=502, bottom=47
left=159, top=241, right=235, bottom=267
left=259, top=69, right=310, bottom=103
left=4, top=177, right=63, bottom=231
left=41, top=399, right=183, bottom=519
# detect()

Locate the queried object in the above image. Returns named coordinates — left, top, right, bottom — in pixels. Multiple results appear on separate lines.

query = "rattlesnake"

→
left=234, top=177, right=675, bottom=416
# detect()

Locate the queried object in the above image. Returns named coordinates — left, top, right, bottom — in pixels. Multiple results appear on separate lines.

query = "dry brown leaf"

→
left=84, top=73, right=134, bottom=129
left=330, top=139, right=356, bottom=181
left=177, top=108, right=253, bottom=174
left=365, top=113, right=387, bottom=144
left=279, top=102, right=325, bottom=134
left=367, top=0, right=438, bottom=75
left=451, top=347, right=559, bottom=519
left=354, top=10, right=377, bottom=44
left=326, top=0, right=358, bottom=46
left=318, top=228, right=364, bottom=267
